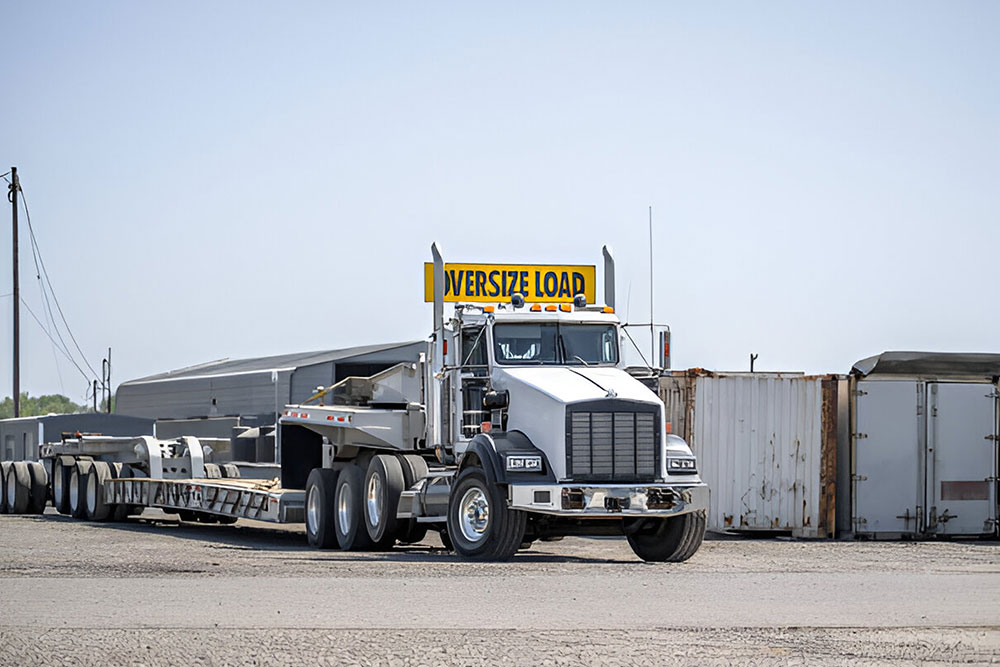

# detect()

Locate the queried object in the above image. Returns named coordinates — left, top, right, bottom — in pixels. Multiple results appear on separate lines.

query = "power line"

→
left=5, top=175, right=100, bottom=380
left=19, top=297, right=92, bottom=382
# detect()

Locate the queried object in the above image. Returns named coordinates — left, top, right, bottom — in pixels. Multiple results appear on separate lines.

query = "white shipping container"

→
left=662, top=372, right=840, bottom=538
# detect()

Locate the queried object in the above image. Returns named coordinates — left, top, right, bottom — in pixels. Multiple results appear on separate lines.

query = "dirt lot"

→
left=1, top=509, right=998, bottom=665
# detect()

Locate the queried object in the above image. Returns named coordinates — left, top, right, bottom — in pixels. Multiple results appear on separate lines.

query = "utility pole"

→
left=9, top=167, right=19, bottom=417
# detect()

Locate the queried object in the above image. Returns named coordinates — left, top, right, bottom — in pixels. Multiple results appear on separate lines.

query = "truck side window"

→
left=461, top=327, right=488, bottom=372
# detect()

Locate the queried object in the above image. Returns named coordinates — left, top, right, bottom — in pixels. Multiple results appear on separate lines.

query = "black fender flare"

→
left=460, top=431, right=555, bottom=484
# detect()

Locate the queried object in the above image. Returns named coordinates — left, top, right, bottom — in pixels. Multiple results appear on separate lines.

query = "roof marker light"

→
left=483, top=306, right=495, bottom=313
left=530, top=304, right=542, bottom=312
left=559, top=304, right=572, bottom=312
left=603, top=306, right=615, bottom=313
left=545, top=305, right=557, bottom=312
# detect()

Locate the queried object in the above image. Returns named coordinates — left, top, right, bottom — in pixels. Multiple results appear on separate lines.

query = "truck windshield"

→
left=492, top=323, right=619, bottom=366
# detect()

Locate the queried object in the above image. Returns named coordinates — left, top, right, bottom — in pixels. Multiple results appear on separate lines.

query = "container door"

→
left=853, top=380, right=923, bottom=535
left=926, top=383, right=997, bottom=536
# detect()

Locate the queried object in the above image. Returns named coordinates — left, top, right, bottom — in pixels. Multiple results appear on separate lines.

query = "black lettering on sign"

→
left=544, top=271, right=558, bottom=297
left=488, top=270, right=500, bottom=298
left=519, top=271, right=529, bottom=296
left=572, top=272, right=584, bottom=296
left=475, top=271, right=486, bottom=297
left=534, top=271, right=543, bottom=297
left=506, top=271, right=518, bottom=297
left=558, top=272, right=570, bottom=298
left=464, top=271, right=474, bottom=296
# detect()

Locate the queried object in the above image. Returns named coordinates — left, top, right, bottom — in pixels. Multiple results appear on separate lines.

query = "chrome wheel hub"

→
left=366, top=473, right=383, bottom=528
left=306, top=485, right=320, bottom=535
left=459, top=487, right=490, bottom=543
left=337, top=484, right=352, bottom=535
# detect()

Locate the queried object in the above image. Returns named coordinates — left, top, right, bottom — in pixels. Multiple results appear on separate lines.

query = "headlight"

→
left=667, top=457, right=697, bottom=473
left=505, top=454, right=543, bottom=472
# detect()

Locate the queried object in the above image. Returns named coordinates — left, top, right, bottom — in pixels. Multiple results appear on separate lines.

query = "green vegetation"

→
left=0, top=393, right=87, bottom=419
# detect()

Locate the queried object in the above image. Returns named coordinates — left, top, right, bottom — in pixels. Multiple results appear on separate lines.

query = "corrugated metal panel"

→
left=683, top=373, right=832, bottom=537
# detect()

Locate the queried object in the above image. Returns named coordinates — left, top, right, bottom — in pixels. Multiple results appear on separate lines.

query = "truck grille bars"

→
left=566, top=402, right=660, bottom=482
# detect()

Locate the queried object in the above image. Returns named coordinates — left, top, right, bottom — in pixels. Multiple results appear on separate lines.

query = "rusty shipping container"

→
left=661, top=371, right=845, bottom=538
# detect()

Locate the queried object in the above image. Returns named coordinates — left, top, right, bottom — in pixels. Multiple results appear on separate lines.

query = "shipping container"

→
left=661, top=371, right=844, bottom=538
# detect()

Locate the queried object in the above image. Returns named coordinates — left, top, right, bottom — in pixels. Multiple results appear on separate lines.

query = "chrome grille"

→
left=567, top=409, right=658, bottom=481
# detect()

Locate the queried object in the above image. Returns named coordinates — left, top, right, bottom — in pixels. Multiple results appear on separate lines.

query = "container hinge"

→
left=853, top=433, right=868, bottom=439
left=851, top=474, right=868, bottom=482
left=852, top=389, right=868, bottom=397
left=985, top=434, right=999, bottom=442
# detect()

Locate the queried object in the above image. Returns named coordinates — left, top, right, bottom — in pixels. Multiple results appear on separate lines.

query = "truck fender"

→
left=461, top=432, right=556, bottom=484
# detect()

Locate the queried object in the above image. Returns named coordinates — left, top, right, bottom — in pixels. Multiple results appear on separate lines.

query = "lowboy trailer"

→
left=3, top=243, right=709, bottom=561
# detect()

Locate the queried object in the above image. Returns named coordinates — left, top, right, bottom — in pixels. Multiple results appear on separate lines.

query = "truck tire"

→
left=305, top=468, right=338, bottom=548
left=26, top=462, right=48, bottom=514
left=625, top=511, right=706, bottom=563
left=364, top=455, right=405, bottom=548
left=85, top=461, right=113, bottom=521
left=177, top=510, right=198, bottom=522
left=52, top=456, right=75, bottom=515
left=447, top=466, right=526, bottom=561
left=396, top=454, right=428, bottom=545
left=69, top=460, right=94, bottom=519
left=220, top=464, right=240, bottom=479
left=203, top=463, right=221, bottom=479
left=334, top=463, right=373, bottom=551
left=0, top=461, right=10, bottom=513
left=7, top=461, right=32, bottom=514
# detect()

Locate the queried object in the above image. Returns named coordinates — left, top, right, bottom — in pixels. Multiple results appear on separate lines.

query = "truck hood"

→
left=495, top=366, right=659, bottom=406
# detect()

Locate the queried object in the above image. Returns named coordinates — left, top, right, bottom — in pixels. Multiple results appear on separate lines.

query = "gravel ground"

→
left=1, top=509, right=998, bottom=665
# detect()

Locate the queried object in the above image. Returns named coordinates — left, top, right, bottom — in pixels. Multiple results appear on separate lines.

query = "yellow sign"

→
left=424, top=263, right=597, bottom=304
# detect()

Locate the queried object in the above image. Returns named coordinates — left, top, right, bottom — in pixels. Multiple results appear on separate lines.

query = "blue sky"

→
left=3, top=2, right=999, bottom=402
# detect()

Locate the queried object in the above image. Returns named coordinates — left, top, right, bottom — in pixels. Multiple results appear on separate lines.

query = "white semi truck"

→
left=3, top=243, right=708, bottom=562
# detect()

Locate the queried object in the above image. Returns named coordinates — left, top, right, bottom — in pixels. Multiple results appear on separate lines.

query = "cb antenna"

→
left=648, top=205, right=654, bottom=367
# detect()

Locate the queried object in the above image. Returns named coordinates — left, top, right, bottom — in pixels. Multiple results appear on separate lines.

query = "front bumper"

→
left=508, top=482, right=709, bottom=518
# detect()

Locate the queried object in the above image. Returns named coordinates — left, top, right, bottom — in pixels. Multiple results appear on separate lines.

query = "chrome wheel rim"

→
left=366, top=473, right=383, bottom=528
left=69, top=469, right=79, bottom=511
left=53, top=466, right=63, bottom=504
left=459, top=487, right=490, bottom=543
left=306, top=485, right=320, bottom=535
left=86, top=471, right=97, bottom=513
left=337, top=484, right=352, bottom=535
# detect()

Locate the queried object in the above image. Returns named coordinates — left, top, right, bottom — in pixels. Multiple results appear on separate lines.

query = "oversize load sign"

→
left=423, top=263, right=596, bottom=304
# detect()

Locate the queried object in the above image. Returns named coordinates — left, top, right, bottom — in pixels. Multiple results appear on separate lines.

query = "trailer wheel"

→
left=625, top=511, right=706, bottom=562
left=396, top=455, right=428, bottom=545
left=69, top=460, right=94, bottom=519
left=26, top=462, right=48, bottom=514
left=363, top=455, right=405, bottom=548
left=7, top=461, right=32, bottom=514
left=0, top=461, right=10, bottom=513
left=52, top=456, right=75, bottom=515
left=220, top=464, right=240, bottom=479
left=334, top=464, right=373, bottom=551
left=447, top=466, right=526, bottom=561
left=84, top=461, right=113, bottom=521
left=305, top=468, right=338, bottom=548
left=203, top=463, right=221, bottom=479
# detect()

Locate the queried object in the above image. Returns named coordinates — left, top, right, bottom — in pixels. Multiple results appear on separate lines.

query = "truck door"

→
left=926, top=383, right=997, bottom=536
left=853, top=380, right=924, bottom=535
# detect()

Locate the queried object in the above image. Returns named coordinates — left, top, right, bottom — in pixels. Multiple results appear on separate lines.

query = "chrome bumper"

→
left=508, top=482, right=709, bottom=517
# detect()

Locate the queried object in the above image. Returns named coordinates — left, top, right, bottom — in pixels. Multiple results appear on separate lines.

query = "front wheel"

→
left=625, top=511, right=706, bottom=562
left=446, top=467, right=525, bottom=561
